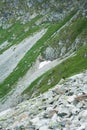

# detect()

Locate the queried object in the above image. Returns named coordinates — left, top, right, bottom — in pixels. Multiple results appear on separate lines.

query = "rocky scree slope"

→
left=0, top=70, right=87, bottom=130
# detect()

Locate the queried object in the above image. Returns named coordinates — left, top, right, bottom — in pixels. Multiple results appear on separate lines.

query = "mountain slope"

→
left=0, top=0, right=87, bottom=113
left=0, top=70, right=87, bottom=129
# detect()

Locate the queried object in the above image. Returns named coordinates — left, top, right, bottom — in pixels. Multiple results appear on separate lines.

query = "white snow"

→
left=39, top=61, right=51, bottom=69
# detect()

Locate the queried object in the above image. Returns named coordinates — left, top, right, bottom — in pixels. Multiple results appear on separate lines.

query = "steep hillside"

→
left=0, top=0, right=87, bottom=114
left=0, top=71, right=87, bottom=129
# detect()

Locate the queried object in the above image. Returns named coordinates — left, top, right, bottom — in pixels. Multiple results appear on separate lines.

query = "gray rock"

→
left=45, top=46, right=55, bottom=61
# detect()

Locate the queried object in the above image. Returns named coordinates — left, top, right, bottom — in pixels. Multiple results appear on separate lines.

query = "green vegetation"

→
left=42, top=13, right=87, bottom=53
left=0, top=10, right=76, bottom=98
left=58, top=15, right=87, bottom=46
left=0, top=15, right=42, bottom=54
left=23, top=44, right=87, bottom=97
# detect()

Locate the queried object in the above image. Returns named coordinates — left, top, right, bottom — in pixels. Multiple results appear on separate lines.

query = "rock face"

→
left=0, top=0, right=87, bottom=27
left=45, top=46, right=56, bottom=60
left=0, top=70, right=87, bottom=130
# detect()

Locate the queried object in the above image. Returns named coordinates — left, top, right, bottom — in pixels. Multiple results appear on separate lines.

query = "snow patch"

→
left=39, top=61, right=51, bottom=69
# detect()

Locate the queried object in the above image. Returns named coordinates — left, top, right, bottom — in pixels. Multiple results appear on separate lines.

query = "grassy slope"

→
left=0, top=15, right=42, bottom=54
left=0, top=11, right=76, bottom=98
left=23, top=44, right=87, bottom=97
left=42, top=13, right=87, bottom=53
